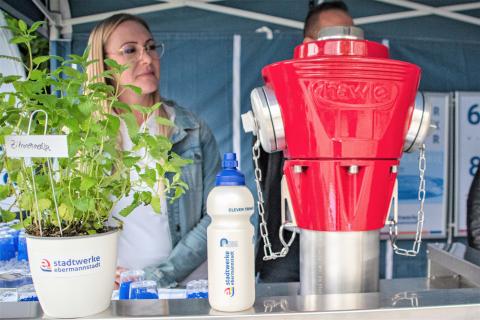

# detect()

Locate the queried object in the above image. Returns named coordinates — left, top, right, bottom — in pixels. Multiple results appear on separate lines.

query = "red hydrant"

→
left=243, top=26, right=432, bottom=295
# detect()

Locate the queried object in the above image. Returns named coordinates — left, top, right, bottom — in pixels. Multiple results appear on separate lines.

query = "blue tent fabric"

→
left=372, top=37, right=480, bottom=91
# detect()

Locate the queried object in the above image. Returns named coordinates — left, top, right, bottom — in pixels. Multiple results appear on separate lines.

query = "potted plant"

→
left=0, top=20, right=189, bottom=318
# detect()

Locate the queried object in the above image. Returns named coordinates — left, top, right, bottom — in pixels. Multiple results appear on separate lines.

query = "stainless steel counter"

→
left=2, top=243, right=480, bottom=319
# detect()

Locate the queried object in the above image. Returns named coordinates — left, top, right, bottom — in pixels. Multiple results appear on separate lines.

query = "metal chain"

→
left=389, top=144, right=426, bottom=256
left=252, top=138, right=294, bottom=261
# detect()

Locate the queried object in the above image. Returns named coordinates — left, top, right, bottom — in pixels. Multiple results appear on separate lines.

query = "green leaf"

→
left=67, top=134, right=82, bottom=157
left=0, top=54, right=22, bottom=64
left=18, top=20, right=27, bottom=32
left=58, top=203, right=74, bottom=222
left=35, top=94, right=57, bottom=108
left=37, top=198, right=51, bottom=211
left=103, top=142, right=118, bottom=159
left=131, top=104, right=151, bottom=115
left=2, top=75, right=22, bottom=83
left=104, top=58, right=122, bottom=70
left=150, top=102, right=162, bottom=111
left=33, top=175, right=49, bottom=188
left=80, top=177, right=96, bottom=191
left=104, top=58, right=128, bottom=73
left=18, top=216, right=32, bottom=229
left=105, top=114, right=120, bottom=135
left=92, top=222, right=103, bottom=231
left=30, top=69, right=44, bottom=80
left=172, top=172, right=181, bottom=183
left=156, top=116, right=174, bottom=127
left=118, top=193, right=140, bottom=217
left=139, top=191, right=152, bottom=205
left=49, top=55, right=64, bottom=62
left=170, top=152, right=193, bottom=167
left=78, top=100, right=95, bottom=116
left=157, top=135, right=173, bottom=151
left=84, top=136, right=98, bottom=148
left=64, top=118, right=80, bottom=133
left=0, top=125, right=14, bottom=143
left=73, top=198, right=91, bottom=212
left=82, top=46, right=91, bottom=60
left=10, top=222, right=23, bottom=230
left=87, top=230, right=97, bottom=235
left=123, top=156, right=141, bottom=167
left=112, top=101, right=131, bottom=112
left=144, top=135, right=158, bottom=150
left=0, top=185, right=10, bottom=200
left=19, top=193, right=33, bottom=211
left=61, top=66, right=82, bottom=79
left=10, top=36, right=29, bottom=45
left=156, top=163, right=166, bottom=177
left=87, top=82, right=114, bottom=94
left=173, top=187, right=185, bottom=200
left=120, top=112, right=139, bottom=139
left=29, top=21, right=45, bottom=33
left=0, top=209, right=16, bottom=222
left=140, top=168, right=157, bottom=188
left=32, top=56, right=50, bottom=65
left=123, top=84, right=142, bottom=96
left=8, top=93, right=16, bottom=105
left=67, top=53, right=85, bottom=65
left=151, top=195, right=161, bottom=213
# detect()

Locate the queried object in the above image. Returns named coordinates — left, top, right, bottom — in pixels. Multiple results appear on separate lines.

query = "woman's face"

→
left=105, top=20, right=160, bottom=96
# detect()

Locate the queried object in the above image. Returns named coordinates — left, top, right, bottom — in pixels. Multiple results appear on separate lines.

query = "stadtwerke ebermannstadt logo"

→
left=39, top=256, right=101, bottom=273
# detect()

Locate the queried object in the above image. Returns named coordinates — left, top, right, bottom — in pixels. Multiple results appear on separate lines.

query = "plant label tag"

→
left=4, top=135, right=69, bottom=158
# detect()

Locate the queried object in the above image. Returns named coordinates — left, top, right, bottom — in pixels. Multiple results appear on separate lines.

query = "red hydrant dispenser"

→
left=242, top=26, right=433, bottom=295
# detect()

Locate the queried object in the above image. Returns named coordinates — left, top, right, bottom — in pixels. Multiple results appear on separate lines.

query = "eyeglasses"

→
left=107, top=41, right=165, bottom=62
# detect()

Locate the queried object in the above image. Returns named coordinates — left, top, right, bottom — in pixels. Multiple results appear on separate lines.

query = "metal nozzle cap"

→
left=241, top=111, right=257, bottom=135
left=317, top=26, right=365, bottom=40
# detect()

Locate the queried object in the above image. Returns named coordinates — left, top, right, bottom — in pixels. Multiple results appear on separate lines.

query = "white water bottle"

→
left=207, top=152, right=255, bottom=312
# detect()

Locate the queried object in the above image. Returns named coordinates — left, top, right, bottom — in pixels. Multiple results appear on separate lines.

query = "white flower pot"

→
left=27, top=229, right=119, bottom=318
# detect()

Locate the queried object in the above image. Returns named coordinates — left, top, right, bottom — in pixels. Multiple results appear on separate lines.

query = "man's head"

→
left=303, top=1, right=354, bottom=42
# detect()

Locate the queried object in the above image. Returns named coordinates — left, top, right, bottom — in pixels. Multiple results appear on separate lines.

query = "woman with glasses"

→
left=86, top=14, right=221, bottom=288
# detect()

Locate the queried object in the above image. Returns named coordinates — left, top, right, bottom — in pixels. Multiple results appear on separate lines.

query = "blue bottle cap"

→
left=215, top=153, right=245, bottom=186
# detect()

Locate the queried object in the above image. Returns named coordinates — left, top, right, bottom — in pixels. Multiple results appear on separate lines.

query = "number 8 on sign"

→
left=471, top=156, right=480, bottom=176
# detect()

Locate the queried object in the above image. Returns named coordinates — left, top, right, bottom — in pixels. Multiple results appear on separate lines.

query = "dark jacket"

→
left=467, top=168, right=480, bottom=250
left=254, top=146, right=299, bottom=282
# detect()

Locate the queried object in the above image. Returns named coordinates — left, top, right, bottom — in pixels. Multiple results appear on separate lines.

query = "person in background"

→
left=303, top=0, right=354, bottom=42
left=467, top=168, right=480, bottom=250
left=86, top=13, right=221, bottom=287
left=255, top=0, right=354, bottom=283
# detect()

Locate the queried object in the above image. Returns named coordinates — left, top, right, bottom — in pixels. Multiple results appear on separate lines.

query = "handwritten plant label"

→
left=5, top=135, right=68, bottom=158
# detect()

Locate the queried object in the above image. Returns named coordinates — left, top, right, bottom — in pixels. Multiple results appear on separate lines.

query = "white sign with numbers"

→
left=454, top=92, right=480, bottom=236
left=382, top=92, right=449, bottom=239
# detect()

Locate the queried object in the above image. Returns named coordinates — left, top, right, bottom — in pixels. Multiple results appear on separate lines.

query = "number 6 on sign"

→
left=468, top=104, right=480, bottom=125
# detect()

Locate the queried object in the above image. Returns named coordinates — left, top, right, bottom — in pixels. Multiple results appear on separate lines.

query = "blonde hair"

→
left=86, top=13, right=170, bottom=138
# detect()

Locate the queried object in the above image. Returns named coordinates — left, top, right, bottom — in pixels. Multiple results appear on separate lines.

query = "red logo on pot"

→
left=40, top=259, right=52, bottom=272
